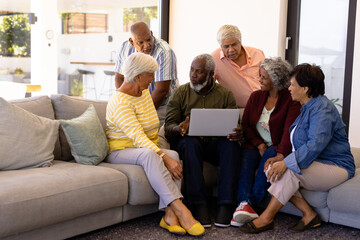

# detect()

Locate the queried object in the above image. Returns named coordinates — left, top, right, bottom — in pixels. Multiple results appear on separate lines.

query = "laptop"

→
left=188, top=108, right=240, bottom=136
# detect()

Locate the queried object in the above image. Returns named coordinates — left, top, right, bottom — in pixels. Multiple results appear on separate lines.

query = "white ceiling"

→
left=0, top=0, right=158, bottom=13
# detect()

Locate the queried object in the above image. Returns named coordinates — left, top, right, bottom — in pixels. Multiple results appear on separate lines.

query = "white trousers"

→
left=106, top=148, right=182, bottom=209
left=267, top=161, right=348, bottom=205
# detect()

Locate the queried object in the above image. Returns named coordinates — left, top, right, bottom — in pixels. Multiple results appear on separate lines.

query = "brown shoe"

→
left=290, top=214, right=322, bottom=232
left=238, top=220, right=274, bottom=234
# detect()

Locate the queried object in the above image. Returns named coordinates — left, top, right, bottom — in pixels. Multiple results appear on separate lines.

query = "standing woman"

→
left=232, top=57, right=301, bottom=226
left=239, top=64, right=355, bottom=233
left=106, top=52, right=204, bottom=236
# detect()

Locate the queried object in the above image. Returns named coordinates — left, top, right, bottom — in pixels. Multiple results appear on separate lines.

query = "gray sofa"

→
left=1, top=94, right=359, bottom=240
left=1, top=94, right=161, bottom=240
left=278, top=148, right=360, bottom=229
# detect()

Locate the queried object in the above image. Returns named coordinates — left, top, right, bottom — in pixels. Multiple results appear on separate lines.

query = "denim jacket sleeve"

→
left=287, top=98, right=336, bottom=171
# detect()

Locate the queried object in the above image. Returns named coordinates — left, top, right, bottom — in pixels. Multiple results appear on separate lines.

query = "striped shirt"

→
left=114, top=37, right=179, bottom=101
left=106, top=89, right=160, bottom=152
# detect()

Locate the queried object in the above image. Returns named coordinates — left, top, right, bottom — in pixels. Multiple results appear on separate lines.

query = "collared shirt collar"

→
left=301, top=96, right=318, bottom=111
left=220, top=46, right=252, bottom=65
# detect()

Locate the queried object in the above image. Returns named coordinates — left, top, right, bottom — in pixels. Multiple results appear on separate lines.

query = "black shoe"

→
left=289, top=214, right=322, bottom=232
left=192, top=205, right=211, bottom=228
left=238, top=220, right=274, bottom=234
left=215, top=205, right=233, bottom=228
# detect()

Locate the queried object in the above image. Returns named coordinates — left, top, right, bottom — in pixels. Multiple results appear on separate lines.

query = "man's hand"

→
left=227, top=127, right=243, bottom=141
left=172, top=116, right=190, bottom=137
left=162, top=155, right=183, bottom=180
left=266, top=160, right=287, bottom=183
left=264, top=153, right=285, bottom=171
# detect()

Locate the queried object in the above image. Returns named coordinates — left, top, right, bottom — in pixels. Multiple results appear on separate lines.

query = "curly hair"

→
left=260, top=57, right=292, bottom=91
left=290, top=63, right=325, bottom=98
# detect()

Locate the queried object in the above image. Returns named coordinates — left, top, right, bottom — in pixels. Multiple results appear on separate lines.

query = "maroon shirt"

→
left=241, top=89, right=301, bottom=156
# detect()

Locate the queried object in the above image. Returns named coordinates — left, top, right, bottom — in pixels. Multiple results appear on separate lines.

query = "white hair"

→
left=216, top=25, right=242, bottom=45
left=121, top=52, right=158, bottom=83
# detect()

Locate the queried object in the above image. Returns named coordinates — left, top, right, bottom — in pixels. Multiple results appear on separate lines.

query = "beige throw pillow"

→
left=0, top=97, right=59, bottom=170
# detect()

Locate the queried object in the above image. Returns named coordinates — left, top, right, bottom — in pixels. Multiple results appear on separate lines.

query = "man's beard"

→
left=190, top=76, right=209, bottom=92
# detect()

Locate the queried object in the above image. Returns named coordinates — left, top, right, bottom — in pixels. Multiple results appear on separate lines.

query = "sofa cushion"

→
left=351, top=147, right=360, bottom=168
left=0, top=160, right=128, bottom=238
left=99, top=162, right=159, bottom=205
left=327, top=169, right=360, bottom=215
left=10, top=95, right=61, bottom=160
left=59, top=105, right=109, bottom=165
left=299, top=189, right=329, bottom=209
left=0, top=97, right=59, bottom=170
left=51, top=94, right=107, bottom=161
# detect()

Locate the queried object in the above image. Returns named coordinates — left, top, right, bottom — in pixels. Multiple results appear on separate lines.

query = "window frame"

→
left=285, top=0, right=357, bottom=133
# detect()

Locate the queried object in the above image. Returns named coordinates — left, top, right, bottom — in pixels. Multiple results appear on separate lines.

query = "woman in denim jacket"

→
left=239, top=63, right=355, bottom=234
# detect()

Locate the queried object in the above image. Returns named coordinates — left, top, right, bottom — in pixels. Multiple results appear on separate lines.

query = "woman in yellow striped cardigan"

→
left=105, top=52, right=204, bottom=236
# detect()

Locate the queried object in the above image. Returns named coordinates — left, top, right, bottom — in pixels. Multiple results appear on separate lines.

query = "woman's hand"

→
left=257, top=143, right=268, bottom=157
left=162, top=154, right=183, bottom=180
left=266, top=160, right=287, bottom=183
left=227, top=127, right=243, bottom=142
left=264, top=153, right=285, bottom=171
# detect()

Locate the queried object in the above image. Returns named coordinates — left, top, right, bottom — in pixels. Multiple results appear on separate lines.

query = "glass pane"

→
left=0, top=10, right=32, bottom=100
left=86, top=14, right=107, bottom=33
left=298, top=0, right=349, bottom=114
left=58, top=0, right=160, bottom=100
left=0, top=0, right=160, bottom=100
left=69, top=13, right=85, bottom=33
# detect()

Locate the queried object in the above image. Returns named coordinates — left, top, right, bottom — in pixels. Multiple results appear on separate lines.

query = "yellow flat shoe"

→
left=160, top=217, right=186, bottom=235
left=184, top=222, right=205, bottom=236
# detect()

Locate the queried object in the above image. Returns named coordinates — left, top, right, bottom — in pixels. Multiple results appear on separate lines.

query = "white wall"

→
left=169, top=0, right=288, bottom=84
left=31, top=0, right=58, bottom=95
left=348, top=1, right=360, bottom=147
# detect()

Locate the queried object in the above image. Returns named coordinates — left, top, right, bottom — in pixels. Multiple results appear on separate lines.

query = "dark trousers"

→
left=175, top=136, right=241, bottom=206
left=236, top=146, right=277, bottom=207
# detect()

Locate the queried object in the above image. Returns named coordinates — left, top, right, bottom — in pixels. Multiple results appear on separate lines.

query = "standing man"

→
left=211, top=25, right=265, bottom=108
left=114, top=22, right=178, bottom=126
left=165, top=54, right=242, bottom=228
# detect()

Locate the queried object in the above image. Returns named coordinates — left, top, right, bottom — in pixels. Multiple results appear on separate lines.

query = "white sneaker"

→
left=230, top=218, right=244, bottom=227
left=233, top=201, right=259, bottom=223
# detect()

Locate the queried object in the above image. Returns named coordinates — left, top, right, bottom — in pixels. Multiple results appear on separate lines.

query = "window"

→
left=285, top=0, right=356, bottom=132
left=61, top=13, right=108, bottom=34
left=123, top=6, right=158, bottom=32
left=0, top=13, right=31, bottom=57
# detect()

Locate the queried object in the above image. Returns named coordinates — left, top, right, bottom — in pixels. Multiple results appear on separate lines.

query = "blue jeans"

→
left=175, top=136, right=241, bottom=206
left=236, top=146, right=277, bottom=207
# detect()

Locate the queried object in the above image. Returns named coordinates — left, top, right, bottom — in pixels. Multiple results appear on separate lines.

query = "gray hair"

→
left=260, top=57, right=292, bottom=91
left=216, top=25, right=242, bottom=45
left=192, top=54, right=216, bottom=73
left=121, top=52, right=158, bottom=83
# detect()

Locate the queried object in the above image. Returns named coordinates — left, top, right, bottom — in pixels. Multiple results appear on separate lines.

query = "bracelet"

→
left=159, top=153, right=166, bottom=159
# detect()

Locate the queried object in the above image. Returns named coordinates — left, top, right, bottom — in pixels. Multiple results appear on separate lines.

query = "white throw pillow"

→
left=0, top=97, right=59, bottom=170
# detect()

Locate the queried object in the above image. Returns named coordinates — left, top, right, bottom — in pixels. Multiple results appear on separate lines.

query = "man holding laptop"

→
left=165, top=54, right=242, bottom=228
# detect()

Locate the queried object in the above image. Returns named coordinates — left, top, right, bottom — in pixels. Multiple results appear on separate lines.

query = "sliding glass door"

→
left=286, top=0, right=356, bottom=132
